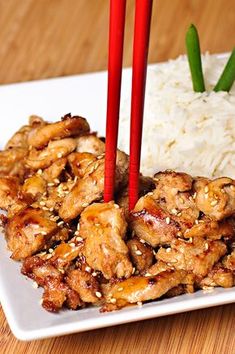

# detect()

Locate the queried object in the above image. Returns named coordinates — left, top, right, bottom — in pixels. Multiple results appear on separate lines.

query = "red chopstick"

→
left=104, top=0, right=126, bottom=202
left=129, top=0, right=153, bottom=210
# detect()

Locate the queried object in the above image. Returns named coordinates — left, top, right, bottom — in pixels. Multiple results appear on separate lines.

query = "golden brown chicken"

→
left=5, top=207, right=68, bottom=260
left=28, top=114, right=90, bottom=148
left=0, top=115, right=235, bottom=315
left=80, top=202, right=133, bottom=279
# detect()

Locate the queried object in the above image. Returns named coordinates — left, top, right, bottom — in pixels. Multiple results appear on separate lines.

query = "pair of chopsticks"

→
left=104, top=0, right=153, bottom=210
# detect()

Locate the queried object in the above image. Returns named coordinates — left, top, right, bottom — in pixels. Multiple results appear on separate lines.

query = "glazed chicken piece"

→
left=0, top=147, right=28, bottom=180
left=156, top=238, right=227, bottom=278
left=68, top=152, right=97, bottom=178
left=101, top=269, right=185, bottom=311
left=0, top=176, right=27, bottom=217
left=59, top=150, right=129, bottom=221
left=22, top=256, right=83, bottom=312
left=130, top=172, right=200, bottom=248
left=26, top=138, right=77, bottom=170
left=184, top=217, right=235, bottom=240
left=28, top=114, right=90, bottom=148
left=198, top=263, right=234, bottom=288
left=5, top=207, right=68, bottom=260
left=76, top=134, right=105, bottom=155
left=22, top=174, right=47, bottom=202
left=5, top=115, right=45, bottom=149
left=66, top=269, right=101, bottom=303
left=130, top=195, right=182, bottom=247
left=117, top=175, right=155, bottom=219
left=222, top=250, right=235, bottom=272
left=41, top=157, right=67, bottom=182
left=194, top=177, right=235, bottom=221
left=42, top=277, right=83, bottom=312
left=41, top=179, right=76, bottom=212
left=80, top=202, right=133, bottom=279
left=153, top=171, right=199, bottom=226
left=127, top=237, right=154, bottom=273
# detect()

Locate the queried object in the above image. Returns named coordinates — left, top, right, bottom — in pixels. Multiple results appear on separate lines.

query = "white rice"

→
left=119, top=53, right=235, bottom=178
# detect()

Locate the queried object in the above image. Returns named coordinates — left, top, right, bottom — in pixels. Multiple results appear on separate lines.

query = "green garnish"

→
left=186, top=24, right=205, bottom=92
left=214, top=48, right=235, bottom=92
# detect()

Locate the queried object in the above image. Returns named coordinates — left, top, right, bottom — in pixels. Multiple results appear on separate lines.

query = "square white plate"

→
left=0, top=56, right=234, bottom=341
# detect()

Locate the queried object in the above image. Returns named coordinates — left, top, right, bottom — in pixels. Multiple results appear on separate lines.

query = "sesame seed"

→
left=41, top=231, right=47, bottom=235
left=39, top=201, right=46, bottom=206
left=58, top=268, right=65, bottom=274
left=195, top=220, right=199, bottom=225
left=193, top=192, right=197, bottom=199
left=32, top=281, right=38, bottom=289
left=171, top=208, right=178, bottom=215
left=95, top=291, right=102, bottom=298
left=97, top=155, right=103, bottom=160
left=54, top=178, right=60, bottom=184
left=74, top=231, right=79, bottom=236
left=133, top=245, right=138, bottom=251
left=110, top=298, right=116, bottom=304
left=46, top=254, right=52, bottom=259
left=95, top=223, right=100, bottom=227
left=42, top=206, right=49, bottom=211
left=118, top=287, right=123, bottom=292
left=70, top=242, right=76, bottom=248
left=137, top=301, right=143, bottom=307
left=132, top=267, right=136, bottom=274
left=49, top=248, right=54, bottom=253
left=204, top=186, right=209, bottom=193
left=47, top=182, right=55, bottom=187
left=210, top=200, right=218, bottom=206
left=77, top=223, right=80, bottom=230
left=148, top=192, right=153, bottom=196
left=135, top=250, right=142, bottom=256
left=39, top=251, right=46, bottom=257
left=76, top=236, right=83, bottom=242
left=57, top=152, right=63, bottom=158
left=177, top=231, right=182, bottom=237
left=85, top=266, right=91, bottom=273
left=92, top=272, right=97, bottom=277
left=140, top=239, right=146, bottom=244
left=166, top=248, right=171, bottom=253
left=114, top=204, right=119, bottom=209
left=82, top=202, right=89, bottom=208
left=145, top=273, right=151, bottom=277
left=202, top=286, right=214, bottom=293
left=165, top=217, right=170, bottom=225
left=57, top=221, right=64, bottom=227
left=205, top=243, right=209, bottom=250
left=37, top=169, right=43, bottom=175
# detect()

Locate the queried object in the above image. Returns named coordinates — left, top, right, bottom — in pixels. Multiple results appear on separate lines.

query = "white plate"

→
left=0, top=55, right=234, bottom=341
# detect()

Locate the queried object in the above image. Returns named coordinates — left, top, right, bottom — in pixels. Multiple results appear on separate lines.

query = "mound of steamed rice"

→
left=119, top=53, right=235, bottom=178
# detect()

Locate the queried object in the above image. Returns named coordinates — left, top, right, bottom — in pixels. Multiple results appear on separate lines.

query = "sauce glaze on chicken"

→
left=0, top=114, right=234, bottom=313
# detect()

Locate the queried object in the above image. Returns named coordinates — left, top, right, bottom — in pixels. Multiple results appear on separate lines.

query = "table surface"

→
left=0, top=0, right=235, bottom=353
